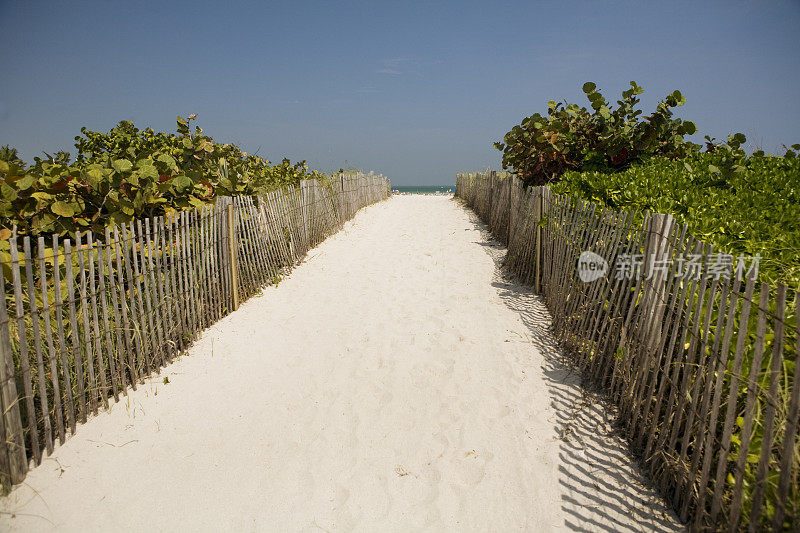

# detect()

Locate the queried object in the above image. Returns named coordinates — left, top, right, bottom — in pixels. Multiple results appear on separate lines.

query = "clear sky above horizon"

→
left=1, top=0, right=798, bottom=186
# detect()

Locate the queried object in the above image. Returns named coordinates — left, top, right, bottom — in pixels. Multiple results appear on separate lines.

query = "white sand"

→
left=0, top=195, right=683, bottom=532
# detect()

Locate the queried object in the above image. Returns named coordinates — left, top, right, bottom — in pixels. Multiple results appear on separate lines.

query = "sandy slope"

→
left=0, top=195, right=683, bottom=532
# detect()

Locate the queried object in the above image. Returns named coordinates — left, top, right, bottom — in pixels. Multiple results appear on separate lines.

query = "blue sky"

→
left=1, top=0, right=798, bottom=185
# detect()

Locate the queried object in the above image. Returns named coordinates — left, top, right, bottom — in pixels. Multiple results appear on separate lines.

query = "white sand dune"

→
left=0, top=195, right=683, bottom=532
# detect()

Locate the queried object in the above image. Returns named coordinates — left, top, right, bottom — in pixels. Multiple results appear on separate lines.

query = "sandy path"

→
left=0, top=196, right=683, bottom=532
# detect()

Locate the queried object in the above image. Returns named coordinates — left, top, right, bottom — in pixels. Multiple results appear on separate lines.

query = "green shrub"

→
left=552, top=151, right=800, bottom=285
left=494, top=81, right=697, bottom=185
left=0, top=116, right=324, bottom=237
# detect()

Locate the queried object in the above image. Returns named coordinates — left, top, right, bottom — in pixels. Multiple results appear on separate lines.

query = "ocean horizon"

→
left=392, top=185, right=454, bottom=194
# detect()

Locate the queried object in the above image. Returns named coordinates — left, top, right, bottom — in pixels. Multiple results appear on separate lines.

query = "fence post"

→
left=504, top=176, right=510, bottom=245
left=227, top=203, right=240, bottom=311
left=300, top=180, right=310, bottom=250
left=642, top=213, right=675, bottom=346
left=535, top=186, right=549, bottom=294
left=507, top=177, right=517, bottom=245
left=0, top=275, right=27, bottom=487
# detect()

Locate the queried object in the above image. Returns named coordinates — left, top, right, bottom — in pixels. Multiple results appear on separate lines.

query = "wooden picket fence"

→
left=456, top=171, right=799, bottom=531
left=0, top=172, right=390, bottom=491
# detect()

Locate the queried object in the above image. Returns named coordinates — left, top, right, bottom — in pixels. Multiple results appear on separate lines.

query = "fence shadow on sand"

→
left=467, top=209, right=683, bottom=532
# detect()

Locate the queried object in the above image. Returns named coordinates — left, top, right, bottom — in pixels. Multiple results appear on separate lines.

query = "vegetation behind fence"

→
left=456, top=171, right=799, bottom=531
left=0, top=171, right=390, bottom=491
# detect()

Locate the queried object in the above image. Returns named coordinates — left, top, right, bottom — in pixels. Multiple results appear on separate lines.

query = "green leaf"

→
left=85, top=168, right=104, bottom=188
left=112, top=159, right=132, bottom=173
left=138, top=164, right=158, bottom=180
left=51, top=201, right=74, bottom=217
left=1, top=183, right=17, bottom=201
left=31, top=191, right=54, bottom=202
left=16, top=174, right=35, bottom=190
left=708, top=165, right=721, bottom=174
left=188, top=196, right=206, bottom=207
left=156, top=153, right=176, bottom=167
left=172, top=174, right=192, bottom=191
left=582, top=82, right=596, bottom=94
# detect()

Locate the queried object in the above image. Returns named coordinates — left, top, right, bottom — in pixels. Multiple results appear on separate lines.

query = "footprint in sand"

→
left=415, top=430, right=450, bottom=460
left=453, top=448, right=494, bottom=487
left=392, top=463, right=443, bottom=511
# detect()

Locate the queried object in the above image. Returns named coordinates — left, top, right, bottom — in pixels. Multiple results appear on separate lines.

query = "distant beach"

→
left=392, top=185, right=454, bottom=195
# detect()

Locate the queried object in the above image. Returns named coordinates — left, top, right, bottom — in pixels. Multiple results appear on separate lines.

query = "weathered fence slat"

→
left=634, top=228, right=692, bottom=453
left=0, top=260, right=27, bottom=485
left=153, top=217, right=175, bottom=358
left=134, top=221, right=156, bottom=374
left=51, top=236, right=76, bottom=433
left=749, top=283, right=787, bottom=528
left=691, top=274, right=742, bottom=527
left=728, top=284, right=770, bottom=526
left=86, top=234, right=110, bottom=409
left=36, top=237, right=65, bottom=445
left=9, top=241, right=40, bottom=463
left=709, top=275, right=757, bottom=523
left=23, top=237, right=54, bottom=453
left=144, top=219, right=166, bottom=369
left=166, top=214, right=186, bottom=354
left=96, top=235, right=120, bottom=400
left=76, top=232, right=100, bottom=414
left=104, top=228, right=127, bottom=394
left=121, top=225, right=144, bottom=382
left=65, top=239, right=90, bottom=419
left=680, top=275, right=733, bottom=520
left=772, top=291, right=800, bottom=530
left=113, top=227, right=137, bottom=389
